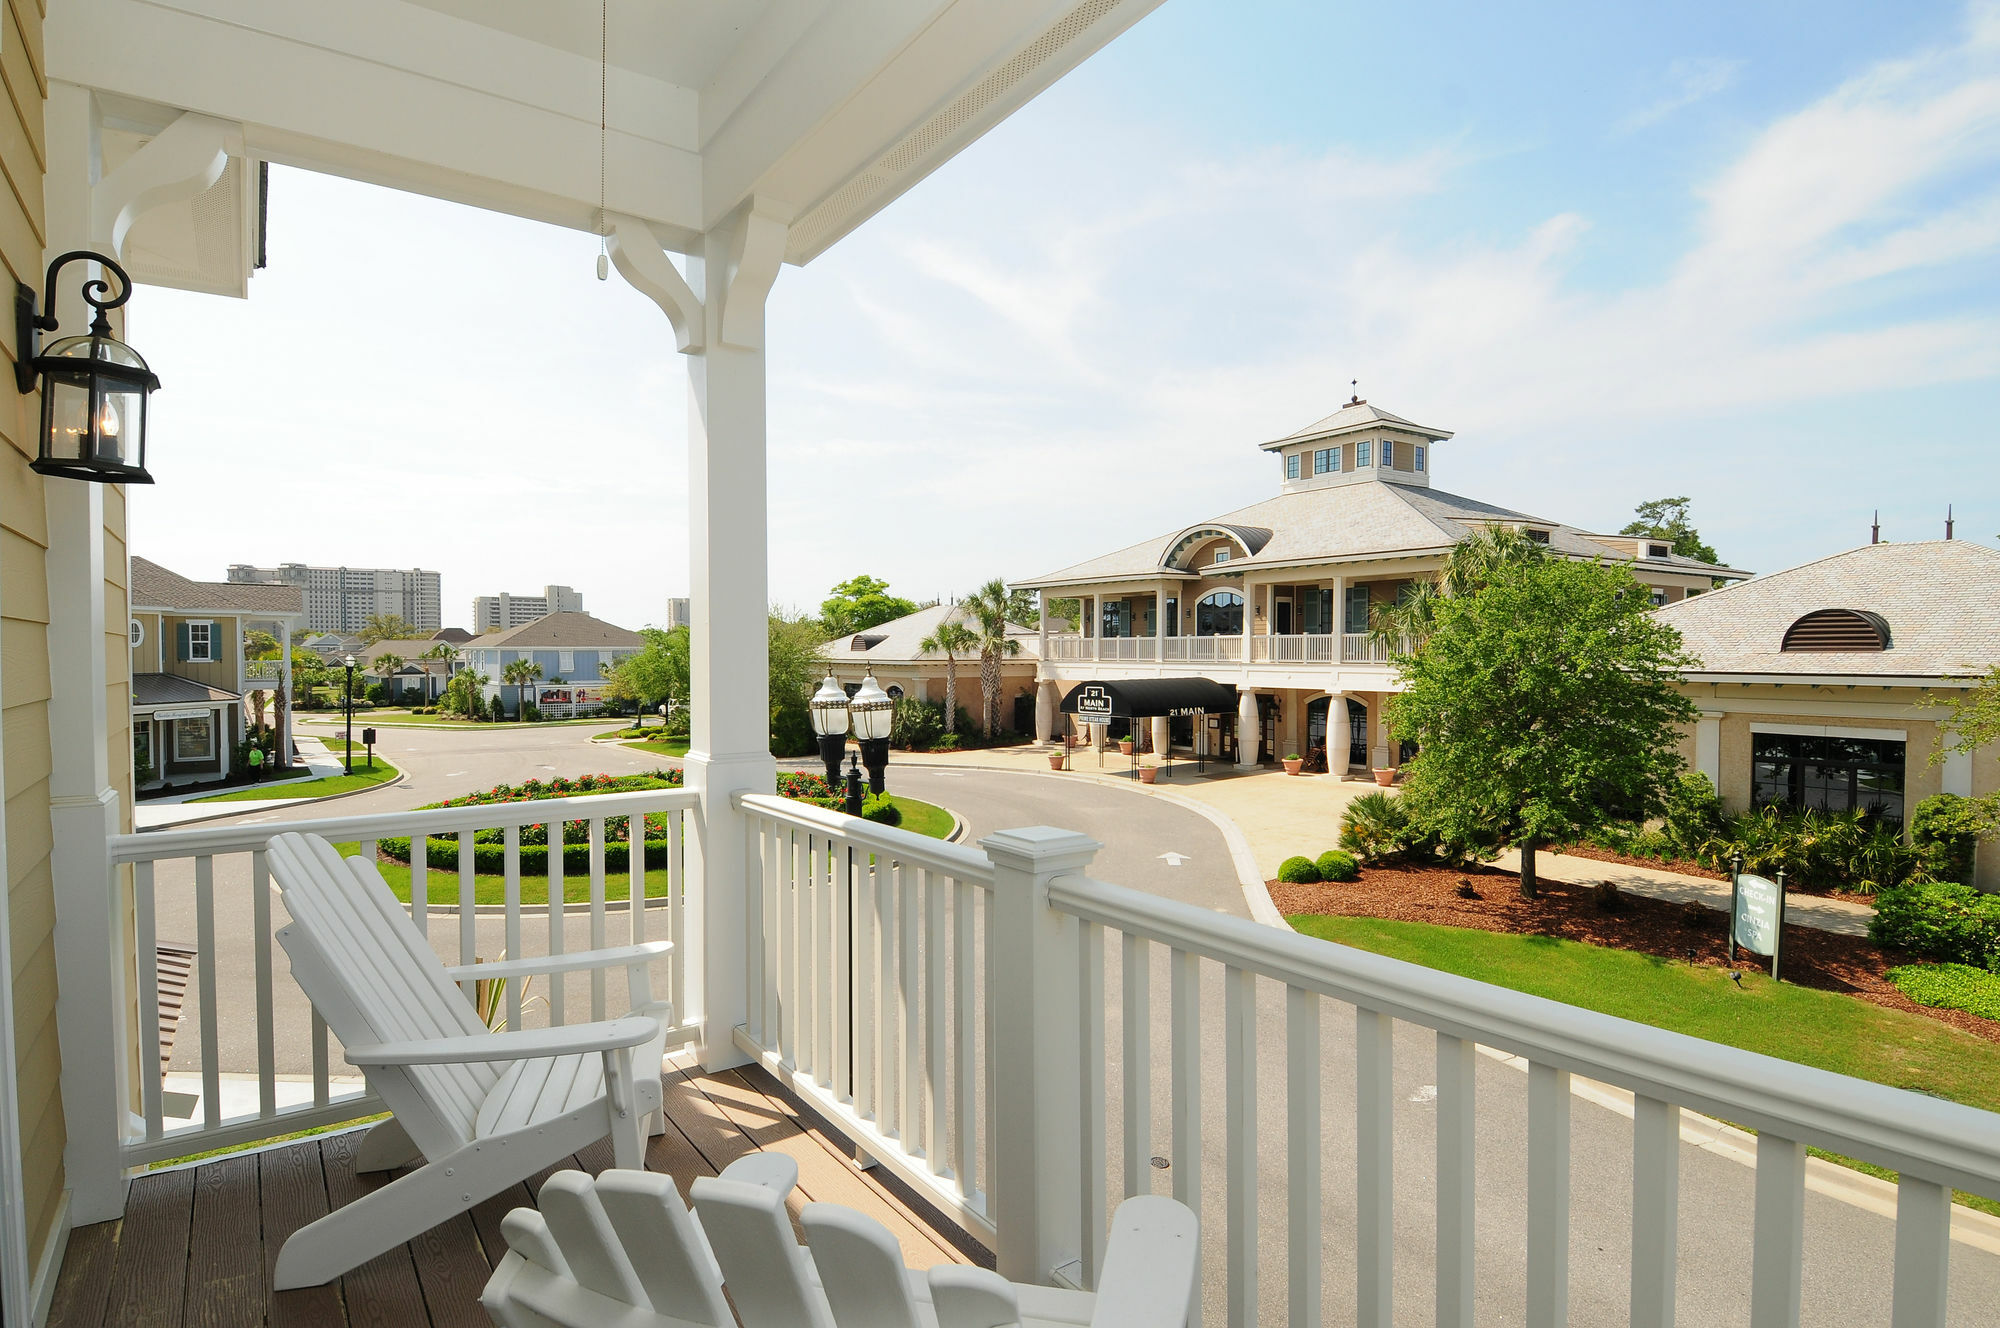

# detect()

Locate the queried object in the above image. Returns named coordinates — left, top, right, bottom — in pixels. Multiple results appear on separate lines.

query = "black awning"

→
left=1059, top=678, right=1239, bottom=721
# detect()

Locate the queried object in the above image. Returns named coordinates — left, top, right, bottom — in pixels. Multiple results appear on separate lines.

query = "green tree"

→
left=1922, top=664, right=2000, bottom=834
left=359, top=613, right=416, bottom=645
left=918, top=615, right=978, bottom=734
left=244, top=628, right=280, bottom=659
left=962, top=579, right=1022, bottom=737
left=501, top=658, right=543, bottom=719
left=769, top=611, right=830, bottom=757
left=444, top=669, right=490, bottom=719
left=600, top=627, right=690, bottom=715
left=820, top=574, right=919, bottom=638
left=1620, top=496, right=1721, bottom=565
left=1369, top=524, right=1550, bottom=653
left=1390, top=557, right=1700, bottom=897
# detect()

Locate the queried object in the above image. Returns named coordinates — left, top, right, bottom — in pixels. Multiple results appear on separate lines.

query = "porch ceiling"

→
left=53, top=0, right=1163, bottom=268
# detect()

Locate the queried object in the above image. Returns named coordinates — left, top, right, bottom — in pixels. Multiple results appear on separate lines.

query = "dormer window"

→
left=1357, top=441, right=1372, bottom=468
left=1213, top=549, right=1232, bottom=565
left=1647, top=543, right=1669, bottom=558
left=1286, top=453, right=1300, bottom=480
left=1781, top=609, right=1889, bottom=652
left=1313, top=447, right=1338, bottom=475
left=1415, top=445, right=1425, bottom=472
left=1524, top=528, right=1550, bottom=545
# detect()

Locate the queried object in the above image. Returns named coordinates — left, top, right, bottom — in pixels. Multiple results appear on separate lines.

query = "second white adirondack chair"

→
left=266, top=831, right=674, bottom=1289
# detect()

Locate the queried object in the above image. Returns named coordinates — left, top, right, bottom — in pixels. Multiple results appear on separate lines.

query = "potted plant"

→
left=1049, top=752, right=1066, bottom=771
left=1283, top=752, right=1304, bottom=776
left=1139, top=764, right=1159, bottom=784
left=1117, top=735, right=1135, bottom=756
left=1373, top=766, right=1398, bottom=787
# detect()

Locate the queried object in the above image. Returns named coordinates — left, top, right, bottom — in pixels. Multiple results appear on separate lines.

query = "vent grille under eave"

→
left=1780, top=609, right=1890, bottom=653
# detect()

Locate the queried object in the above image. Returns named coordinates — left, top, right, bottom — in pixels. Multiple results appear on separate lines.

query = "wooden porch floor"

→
left=44, top=1055, right=974, bottom=1328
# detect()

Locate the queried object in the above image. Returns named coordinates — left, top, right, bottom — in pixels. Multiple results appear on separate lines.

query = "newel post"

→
left=982, top=826, right=1099, bottom=1286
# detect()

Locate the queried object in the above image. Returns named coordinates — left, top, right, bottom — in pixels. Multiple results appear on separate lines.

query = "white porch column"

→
left=1694, top=711, right=1722, bottom=789
left=1336, top=695, right=1355, bottom=774
left=1037, top=592, right=1049, bottom=662
left=1237, top=687, right=1259, bottom=770
left=1034, top=679, right=1057, bottom=744
left=1150, top=714, right=1171, bottom=760
left=279, top=621, right=295, bottom=766
left=1240, top=578, right=1256, bottom=663
left=1155, top=577, right=1168, bottom=664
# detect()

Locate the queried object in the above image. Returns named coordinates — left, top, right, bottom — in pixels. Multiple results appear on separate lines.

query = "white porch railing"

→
left=1161, top=637, right=1240, bottom=663
left=1098, top=637, right=1156, bottom=661
left=242, top=660, right=284, bottom=688
left=1048, top=633, right=1089, bottom=660
left=1341, top=632, right=1388, bottom=663
left=732, top=799, right=2000, bottom=1325
left=1257, top=634, right=1336, bottom=664
left=107, top=787, right=697, bottom=1166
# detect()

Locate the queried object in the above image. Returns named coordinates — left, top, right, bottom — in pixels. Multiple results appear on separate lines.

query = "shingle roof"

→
left=132, top=674, right=239, bottom=708
left=465, top=612, right=644, bottom=650
left=819, top=603, right=1040, bottom=664
left=1260, top=399, right=1454, bottom=450
left=1655, top=540, right=2000, bottom=677
left=132, top=557, right=304, bottom=616
left=1014, top=480, right=1746, bottom=589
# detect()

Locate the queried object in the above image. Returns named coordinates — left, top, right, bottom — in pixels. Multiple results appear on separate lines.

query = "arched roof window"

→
left=1780, top=609, right=1890, bottom=652
left=1194, top=590, right=1243, bottom=637
left=1161, top=524, right=1272, bottom=570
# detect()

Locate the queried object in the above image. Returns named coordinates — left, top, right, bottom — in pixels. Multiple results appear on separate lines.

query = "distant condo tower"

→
left=227, top=562, right=441, bottom=634
left=667, top=597, right=692, bottom=630
left=473, top=584, right=585, bottom=632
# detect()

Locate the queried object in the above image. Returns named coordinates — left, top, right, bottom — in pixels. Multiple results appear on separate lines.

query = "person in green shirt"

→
left=247, top=744, right=264, bottom=783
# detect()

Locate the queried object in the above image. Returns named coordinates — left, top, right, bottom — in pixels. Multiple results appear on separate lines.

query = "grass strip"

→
left=189, top=757, right=400, bottom=803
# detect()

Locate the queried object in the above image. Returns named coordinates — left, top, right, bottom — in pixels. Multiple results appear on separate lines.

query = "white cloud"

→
left=1617, top=56, right=1744, bottom=133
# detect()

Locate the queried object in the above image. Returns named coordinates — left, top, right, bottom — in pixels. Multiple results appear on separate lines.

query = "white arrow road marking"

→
left=445, top=771, right=467, bottom=777
left=1409, top=1085, right=1438, bottom=1105
left=1157, top=851, right=1190, bottom=867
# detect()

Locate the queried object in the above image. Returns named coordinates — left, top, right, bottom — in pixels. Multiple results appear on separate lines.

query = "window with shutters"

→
left=186, top=621, right=213, bottom=662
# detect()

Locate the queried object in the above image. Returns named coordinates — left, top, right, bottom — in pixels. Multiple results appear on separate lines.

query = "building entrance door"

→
left=1347, top=699, right=1370, bottom=768
left=1305, top=697, right=1330, bottom=770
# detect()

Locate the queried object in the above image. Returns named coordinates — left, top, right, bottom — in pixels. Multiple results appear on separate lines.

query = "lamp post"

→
left=810, top=672, right=850, bottom=787
left=342, top=654, right=357, bottom=775
left=849, top=672, right=894, bottom=797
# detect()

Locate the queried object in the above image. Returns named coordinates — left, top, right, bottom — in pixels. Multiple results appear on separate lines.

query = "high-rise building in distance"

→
left=666, top=597, right=692, bottom=630
left=472, top=584, right=585, bottom=632
left=227, top=562, right=441, bottom=633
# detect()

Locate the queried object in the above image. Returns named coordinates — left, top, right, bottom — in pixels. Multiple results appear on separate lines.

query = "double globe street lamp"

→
left=810, top=671, right=894, bottom=815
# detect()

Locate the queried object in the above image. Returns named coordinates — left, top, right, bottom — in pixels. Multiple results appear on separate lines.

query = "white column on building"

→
left=1237, top=687, right=1260, bottom=771
left=1694, top=711, right=1722, bottom=789
left=1337, top=695, right=1356, bottom=774
left=1240, top=577, right=1256, bottom=662
left=1150, top=714, right=1171, bottom=760
left=279, top=620, right=295, bottom=766
left=1037, top=592, right=1049, bottom=662
left=1035, top=680, right=1057, bottom=744
left=1155, top=577, right=1169, bottom=664
left=1328, top=573, right=1347, bottom=660
left=613, top=204, right=784, bottom=1072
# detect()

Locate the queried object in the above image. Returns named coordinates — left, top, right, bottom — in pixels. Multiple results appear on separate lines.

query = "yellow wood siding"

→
left=0, top=0, right=67, bottom=1282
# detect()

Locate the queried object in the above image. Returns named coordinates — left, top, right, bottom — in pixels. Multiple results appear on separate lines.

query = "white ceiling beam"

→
left=50, top=0, right=704, bottom=240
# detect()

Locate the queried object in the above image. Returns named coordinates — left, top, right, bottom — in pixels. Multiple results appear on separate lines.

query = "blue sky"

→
left=134, top=1, right=2000, bottom=627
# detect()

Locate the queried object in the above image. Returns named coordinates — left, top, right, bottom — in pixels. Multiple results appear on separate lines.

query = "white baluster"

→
left=1891, top=1175, right=1950, bottom=1328
left=195, top=856, right=221, bottom=1131
left=1122, top=932, right=1151, bottom=1201
left=135, top=861, right=163, bottom=1141
left=1287, top=986, right=1321, bottom=1328
left=1749, top=1133, right=1806, bottom=1328
left=251, top=849, right=277, bottom=1120
left=1526, top=1062, right=1571, bottom=1328
left=1225, top=965, right=1257, bottom=1328
left=1079, top=919, right=1107, bottom=1287
left=1630, top=1096, right=1679, bottom=1328
left=1355, top=1008, right=1392, bottom=1328
left=1436, top=1033, right=1475, bottom=1328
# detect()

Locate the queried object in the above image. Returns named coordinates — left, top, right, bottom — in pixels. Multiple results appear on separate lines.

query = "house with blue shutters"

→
left=456, top=612, right=646, bottom=716
left=129, top=557, right=306, bottom=787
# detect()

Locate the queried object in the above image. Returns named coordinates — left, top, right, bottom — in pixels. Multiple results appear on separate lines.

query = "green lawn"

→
left=620, top=737, right=690, bottom=757
left=329, top=794, right=955, bottom=905
left=300, top=715, right=620, bottom=730
left=1288, top=914, right=2000, bottom=1214
left=188, top=757, right=400, bottom=804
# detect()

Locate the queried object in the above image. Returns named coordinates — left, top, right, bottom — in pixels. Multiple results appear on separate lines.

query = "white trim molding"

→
left=1748, top=722, right=1908, bottom=742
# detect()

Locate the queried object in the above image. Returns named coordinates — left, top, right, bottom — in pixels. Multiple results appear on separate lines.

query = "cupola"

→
left=1259, top=394, right=1453, bottom=495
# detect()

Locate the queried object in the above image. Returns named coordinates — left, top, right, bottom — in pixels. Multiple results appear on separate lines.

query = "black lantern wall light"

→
left=16, top=250, right=159, bottom=484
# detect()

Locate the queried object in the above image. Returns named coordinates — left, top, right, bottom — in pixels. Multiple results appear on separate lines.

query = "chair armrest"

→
left=1089, top=1195, right=1199, bottom=1328
left=345, top=1016, right=659, bottom=1067
left=443, top=941, right=671, bottom=982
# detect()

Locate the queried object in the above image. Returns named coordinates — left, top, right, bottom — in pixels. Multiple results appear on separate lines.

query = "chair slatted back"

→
left=270, top=832, right=497, bottom=1153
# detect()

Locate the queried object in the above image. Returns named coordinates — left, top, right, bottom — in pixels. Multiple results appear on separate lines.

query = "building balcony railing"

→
left=88, top=787, right=2000, bottom=1322
left=242, top=659, right=285, bottom=689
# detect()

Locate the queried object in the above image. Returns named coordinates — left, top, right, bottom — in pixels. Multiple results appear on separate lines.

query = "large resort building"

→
left=1015, top=397, right=1747, bottom=772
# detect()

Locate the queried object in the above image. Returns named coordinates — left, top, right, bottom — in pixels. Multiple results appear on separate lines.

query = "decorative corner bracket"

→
left=93, top=112, right=239, bottom=260
left=606, top=213, right=704, bottom=354
left=717, top=206, right=787, bottom=351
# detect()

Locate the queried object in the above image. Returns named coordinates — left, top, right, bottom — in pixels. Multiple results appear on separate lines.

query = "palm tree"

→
left=1370, top=524, right=1551, bottom=655
left=918, top=616, right=978, bottom=734
left=962, top=579, right=1022, bottom=738
left=370, top=652, right=404, bottom=704
left=449, top=669, right=490, bottom=719
left=501, top=658, right=543, bottom=720
left=422, top=642, right=458, bottom=704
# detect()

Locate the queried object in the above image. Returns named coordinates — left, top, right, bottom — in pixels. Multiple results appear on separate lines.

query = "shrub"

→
left=1870, top=880, right=2000, bottom=969
left=1339, top=791, right=1414, bottom=861
left=1710, top=804, right=1919, bottom=893
left=862, top=793, right=902, bottom=827
left=1910, top=794, right=1985, bottom=886
left=1277, top=855, right=1321, bottom=884
left=1887, top=963, right=2000, bottom=1022
left=521, top=702, right=543, bottom=722
left=665, top=705, right=691, bottom=736
left=1660, top=772, right=1724, bottom=853
left=891, top=697, right=946, bottom=751
left=364, top=682, right=388, bottom=705
left=1315, top=850, right=1359, bottom=882
left=487, top=693, right=506, bottom=722
left=928, top=734, right=963, bottom=752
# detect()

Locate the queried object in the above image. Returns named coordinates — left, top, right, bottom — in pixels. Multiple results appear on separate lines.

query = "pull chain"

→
left=596, top=0, right=609, bottom=280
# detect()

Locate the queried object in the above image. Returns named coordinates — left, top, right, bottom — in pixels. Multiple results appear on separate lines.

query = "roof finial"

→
left=1870, top=510, right=1879, bottom=545
left=1348, top=378, right=1361, bottom=406
left=1946, top=505, right=1954, bottom=540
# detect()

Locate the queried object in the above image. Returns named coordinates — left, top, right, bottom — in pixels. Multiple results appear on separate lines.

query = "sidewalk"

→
left=135, top=733, right=351, bottom=829
left=890, top=743, right=1876, bottom=938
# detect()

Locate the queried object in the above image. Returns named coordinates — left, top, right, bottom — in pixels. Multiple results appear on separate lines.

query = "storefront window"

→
left=134, top=726, right=152, bottom=772
left=1751, top=732, right=1906, bottom=824
left=174, top=714, right=215, bottom=762
left=1194, top=590, right=1243, bottom=636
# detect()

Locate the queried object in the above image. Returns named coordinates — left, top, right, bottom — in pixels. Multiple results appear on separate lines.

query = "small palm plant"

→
left=472, top=953, right=547, bottom=1032
left=919, top=615, right=978, bottom=735
left=502, top=658, right=544, bottom=720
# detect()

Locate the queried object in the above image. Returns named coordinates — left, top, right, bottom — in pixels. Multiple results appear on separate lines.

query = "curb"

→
left=136, top=770, right=410, bottom=832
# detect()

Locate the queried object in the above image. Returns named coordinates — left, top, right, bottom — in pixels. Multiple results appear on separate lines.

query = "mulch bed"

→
left=1549, top=842, right=1728, bottom=881
left=1270, top=860, right=2000, bottom=1046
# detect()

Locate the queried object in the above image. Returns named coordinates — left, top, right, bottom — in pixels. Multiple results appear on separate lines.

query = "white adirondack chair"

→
left=480, top=1157, right=799, bottom=1328
left=266, top=831, right=674, bottom=1289
left=692, top=1173, right=1200, bottom=1328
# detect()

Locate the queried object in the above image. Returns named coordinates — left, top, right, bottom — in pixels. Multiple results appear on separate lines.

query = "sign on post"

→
left=1071, top=684, right=1115, bottom=723
left=1729, top=867, right=1787, bottom=980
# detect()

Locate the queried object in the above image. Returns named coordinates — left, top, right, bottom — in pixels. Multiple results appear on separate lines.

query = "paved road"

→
left=144, top=725, right=2000, bottom=1325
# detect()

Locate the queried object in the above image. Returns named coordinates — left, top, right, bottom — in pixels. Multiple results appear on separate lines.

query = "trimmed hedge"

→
left=1887, top=963, right=2000, bottom=1022
left=1870, top=881, right=2000, bottom=970
left=1277, top=855, right=1321, bottom=885
left=1316, top=850, right=1359, bottom=882
left=379, top=836, right=677, bottom=876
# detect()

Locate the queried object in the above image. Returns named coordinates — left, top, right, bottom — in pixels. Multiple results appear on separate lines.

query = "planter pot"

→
left=1049, top=754, right=1066, bottom=771
left=1282, top=758, right=1304, bottom=776
left=1118, top=742, right=1134, bottom=756
left=1373, top=767, right=1398, bottom=787
left=1139, top=766, right=1159, bottom=784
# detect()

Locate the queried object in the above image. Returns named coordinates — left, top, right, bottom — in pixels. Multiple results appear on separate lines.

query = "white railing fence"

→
left=1341, top=632, right=1387, bottom=663
left=1259, top=634, right=1337, bottom=664
left=735, top=804, right=2000, bottom=1327
left=108, top=787, right=698, bottom=1166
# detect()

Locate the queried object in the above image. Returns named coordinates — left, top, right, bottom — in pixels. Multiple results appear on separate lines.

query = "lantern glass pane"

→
left=44, top=378, right=92, bottom=463
left=95, top=385, right=145, bottom=466
left=42, top=332, right=148, bottom=370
